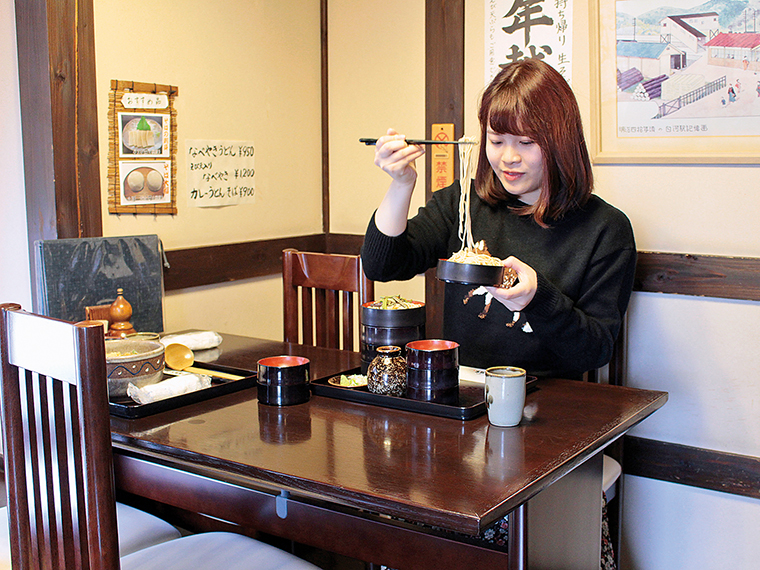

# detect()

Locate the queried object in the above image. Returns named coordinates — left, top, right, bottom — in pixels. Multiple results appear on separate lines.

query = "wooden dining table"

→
left=110, top=333, right=667, bottom=570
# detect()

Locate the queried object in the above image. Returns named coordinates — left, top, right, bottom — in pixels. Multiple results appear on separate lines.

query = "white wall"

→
left=327, top=0, right=427, bottom=303
left=620, top=293, right=760, bottom=568
left=0, top=0, right=32, bottom=310
left=92, top=0, right=324, bottom=339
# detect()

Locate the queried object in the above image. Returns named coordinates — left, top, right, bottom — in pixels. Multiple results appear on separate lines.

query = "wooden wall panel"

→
left=624, top=436, right=760, bottom=499
left=16, top=0, right=102, bottom=242
left=164, top=235, right=327, bottom=291
left=424, top=0, right=465, bottom=338
left=636, top=252, right=760, bottom=302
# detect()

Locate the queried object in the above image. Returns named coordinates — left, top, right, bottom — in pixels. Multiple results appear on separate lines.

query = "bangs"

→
left=487, top=95, right=534, bottom=138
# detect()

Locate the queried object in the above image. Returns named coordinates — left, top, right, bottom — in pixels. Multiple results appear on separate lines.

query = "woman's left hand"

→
left=486, top=256, right=537, bottom=312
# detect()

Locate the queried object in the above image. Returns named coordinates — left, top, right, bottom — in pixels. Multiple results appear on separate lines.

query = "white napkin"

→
left=459, top=365, right=486, bottom=383
left=127, top=373, right=211, bottom=404
left=160, top=331, right=223, bottom=351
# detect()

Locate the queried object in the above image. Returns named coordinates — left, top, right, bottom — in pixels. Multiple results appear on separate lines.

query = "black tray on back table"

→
left=312, top=368, right=538, bottom=421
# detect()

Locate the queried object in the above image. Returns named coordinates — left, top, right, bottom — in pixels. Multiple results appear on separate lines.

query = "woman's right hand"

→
left=372, top=128, right=426, bottom=237
left=374, top=128, right=425, bottom=187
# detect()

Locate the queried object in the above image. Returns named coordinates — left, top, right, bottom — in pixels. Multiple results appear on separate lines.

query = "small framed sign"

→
left=108, top=80, right=179, bottom=213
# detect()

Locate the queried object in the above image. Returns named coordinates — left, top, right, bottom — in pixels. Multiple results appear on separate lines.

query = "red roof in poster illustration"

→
left=704, top=33, right=760, bottom=49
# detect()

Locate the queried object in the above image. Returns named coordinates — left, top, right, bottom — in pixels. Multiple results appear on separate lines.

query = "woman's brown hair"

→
left=475, top=59, right=593, bottom=226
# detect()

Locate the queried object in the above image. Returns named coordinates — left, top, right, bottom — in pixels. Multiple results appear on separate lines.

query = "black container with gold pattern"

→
left=367, top=345, right=407, bottom=397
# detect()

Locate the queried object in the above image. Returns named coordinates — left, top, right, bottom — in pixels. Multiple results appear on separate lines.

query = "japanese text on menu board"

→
left=186, top=140, right=256, bottom=207
left=486, top=0, right=573, bottom=85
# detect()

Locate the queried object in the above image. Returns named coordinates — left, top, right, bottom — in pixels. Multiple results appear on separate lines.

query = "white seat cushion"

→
left=116, top=502, right=182, bottom=555
left=120, top=532, right=321, bottom=570
left=602, top=455, right=622, bottom=501
left=0, top=502, right=181, bottom=563
left=0, top=511, right=9, bottom=570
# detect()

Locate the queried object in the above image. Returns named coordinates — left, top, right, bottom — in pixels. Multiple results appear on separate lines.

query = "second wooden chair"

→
left=282, top=248, right=374, bottom=351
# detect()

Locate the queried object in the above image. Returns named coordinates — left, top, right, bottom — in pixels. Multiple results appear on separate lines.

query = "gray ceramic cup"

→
left=484, top=366, right=526, bottom=427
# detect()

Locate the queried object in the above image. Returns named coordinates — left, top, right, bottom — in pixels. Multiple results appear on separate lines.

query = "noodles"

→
left=447, top=239, right=517, bottom=287
left=451, top=136, right=500, bottom=265
left=445, top=136, right=518, bottom=288
left=457, top=136, right=480, bottom=251
left=447, top=240, right=503, bottom=266
left=367, top=296, right=424, bottom=310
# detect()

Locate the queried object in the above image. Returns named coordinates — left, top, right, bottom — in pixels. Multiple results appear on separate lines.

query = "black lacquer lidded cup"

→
left=405, top=339, right=459, bottom=404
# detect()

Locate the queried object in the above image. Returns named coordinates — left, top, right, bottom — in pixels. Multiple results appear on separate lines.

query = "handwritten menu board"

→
left=186, top=140, right=256, bottom=207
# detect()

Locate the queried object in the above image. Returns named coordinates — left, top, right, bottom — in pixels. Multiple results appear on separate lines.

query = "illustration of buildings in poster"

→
left=616, top=0, right=760, bottom=137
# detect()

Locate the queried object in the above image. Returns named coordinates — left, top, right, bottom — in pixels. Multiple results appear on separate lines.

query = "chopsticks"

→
left=360, top=138, right=476, bottom=146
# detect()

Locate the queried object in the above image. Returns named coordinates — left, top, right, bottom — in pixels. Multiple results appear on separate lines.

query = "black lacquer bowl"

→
left=360, top=301, right=425, bottom=374
left=436, top=259, right=505, bottom=286
left=257, top=355, right=310, bottom=406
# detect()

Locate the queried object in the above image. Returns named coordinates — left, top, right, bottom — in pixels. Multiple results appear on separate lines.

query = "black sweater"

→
left=361, top=181, right=636, bottom=378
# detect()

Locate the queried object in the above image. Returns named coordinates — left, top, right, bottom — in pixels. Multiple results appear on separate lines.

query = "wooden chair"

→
left=0, top=304, right=321, bottom=570
left=282, top=249, right=374, bottom=351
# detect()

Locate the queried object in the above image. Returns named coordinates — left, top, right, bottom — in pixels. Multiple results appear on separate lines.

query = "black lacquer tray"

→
left=436, top=259, right=505, bottom=286
left=109, top=362, right=257, bottom=419
left=312, top=368, right=538, bottom=421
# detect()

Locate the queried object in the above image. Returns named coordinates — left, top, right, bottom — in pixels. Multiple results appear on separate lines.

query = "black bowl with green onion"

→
left=360, top=296, right=426, bottom=373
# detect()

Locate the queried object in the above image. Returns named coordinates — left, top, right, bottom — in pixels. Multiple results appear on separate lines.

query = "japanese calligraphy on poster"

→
left=486, top=0, right=573, bottom=85
left=616, top=0, right=760, bottom=138
left=186, top=140, right=256, bottom=207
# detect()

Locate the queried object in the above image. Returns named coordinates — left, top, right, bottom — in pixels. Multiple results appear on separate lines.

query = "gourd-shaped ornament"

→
left=108, top=288, right=136, bottom=338
left=367, top=345, right=406, bottom=397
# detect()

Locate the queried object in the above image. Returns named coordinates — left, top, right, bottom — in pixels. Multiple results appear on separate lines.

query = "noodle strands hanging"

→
left=435, top=136, right=517, bottom=288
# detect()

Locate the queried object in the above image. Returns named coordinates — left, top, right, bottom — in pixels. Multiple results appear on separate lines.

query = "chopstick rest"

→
left=127, top=373, right=211, bottom=405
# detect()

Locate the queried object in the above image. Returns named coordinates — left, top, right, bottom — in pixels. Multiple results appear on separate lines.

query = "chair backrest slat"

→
left=0, top=304, right=120, bottom=570
left=300, top=288, right=314, bottom=345
left=341, top=291, right=353, bottom=352
left=282, top=249, right=374, bottom=351
left=314, top=288, right=328, bottom=347
left=324, top=290, right=339, bottom=349
left=8, top=315, right=79, bottom=385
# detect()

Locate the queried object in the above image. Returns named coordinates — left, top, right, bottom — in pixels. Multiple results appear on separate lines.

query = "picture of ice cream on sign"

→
left=119, top=112, right=169, bottom=157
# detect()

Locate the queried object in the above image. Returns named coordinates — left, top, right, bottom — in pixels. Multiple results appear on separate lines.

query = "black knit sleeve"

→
left=361, top=182, right=461, bottom=282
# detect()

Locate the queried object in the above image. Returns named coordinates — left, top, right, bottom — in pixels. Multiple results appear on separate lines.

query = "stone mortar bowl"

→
left=105, top=338, right=165, bottom=397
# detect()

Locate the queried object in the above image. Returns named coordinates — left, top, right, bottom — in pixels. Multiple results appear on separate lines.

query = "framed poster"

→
left=590, top=0, right=760, bottom=164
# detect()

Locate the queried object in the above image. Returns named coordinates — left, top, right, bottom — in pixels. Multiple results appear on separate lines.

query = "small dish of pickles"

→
left=327, top=373, right=368, bottom=389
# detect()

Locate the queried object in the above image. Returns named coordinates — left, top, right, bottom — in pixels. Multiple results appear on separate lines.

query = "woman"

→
left=362, top=58, right=631, bottom=569
left=361, top=59, right=636, bottom=381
